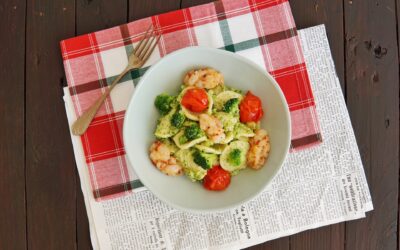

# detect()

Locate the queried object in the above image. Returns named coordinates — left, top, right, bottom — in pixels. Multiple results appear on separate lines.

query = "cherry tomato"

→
left=203, top=165, right=231, bottom=191
left=239, top=91, right=264, bottom=122
left=181, top=88, right=209, bottom=113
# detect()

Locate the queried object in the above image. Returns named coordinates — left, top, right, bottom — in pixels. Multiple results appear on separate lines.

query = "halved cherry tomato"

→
left=239, top=91, right=264, bottom=122
left=181, top=88, right=209, bottom=113
left=203, top=165, right=231, bottom=191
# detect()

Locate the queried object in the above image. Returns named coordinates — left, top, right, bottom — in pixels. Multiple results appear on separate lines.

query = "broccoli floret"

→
left=179, top=135, right=188, bottom=145
left=184, top=124, right=203, bottom=141
left=154, top=93, right=174, bottom=115
left=178, top=124, right=203, bottom=145
left=228, top=149, right=242, bottom=166
left=223, top=98, right=240, bottom=114
left=171, top=112, right=185, bottom=128
left=176, top=149, right=207, bottom=181
left=192, top=150, right=217, bottom=169
left=192, top=151, right=208, bottom=169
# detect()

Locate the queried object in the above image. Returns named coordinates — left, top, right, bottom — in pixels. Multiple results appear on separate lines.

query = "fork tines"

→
left=134, top=25, right=161, bottom=63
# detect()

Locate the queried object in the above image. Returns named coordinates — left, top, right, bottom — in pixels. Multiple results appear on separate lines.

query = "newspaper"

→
left=63, top=25, right=373, bottom=250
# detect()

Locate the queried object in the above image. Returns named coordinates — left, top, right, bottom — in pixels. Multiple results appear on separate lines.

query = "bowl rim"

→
left=123, top=46, right=291, bottom=213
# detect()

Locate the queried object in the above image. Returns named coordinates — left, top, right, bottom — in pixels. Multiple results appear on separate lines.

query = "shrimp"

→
left=183, top=68, right=224, bottom=89
left=149, top=141, right=183, bottom=176
left=246, top=129, right=270, bottom=170
left=199, top=114, right=226, bottom=143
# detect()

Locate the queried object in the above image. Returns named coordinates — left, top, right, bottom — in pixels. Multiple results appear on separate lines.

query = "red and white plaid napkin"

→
left=61, top=0, right=322, bottom=201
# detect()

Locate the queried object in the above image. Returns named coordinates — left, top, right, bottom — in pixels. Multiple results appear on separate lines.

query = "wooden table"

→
left=1, top=0, right=399, bottom=249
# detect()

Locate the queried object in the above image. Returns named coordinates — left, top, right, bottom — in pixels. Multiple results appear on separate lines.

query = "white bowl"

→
left=124, top=47, right=290, bottom=213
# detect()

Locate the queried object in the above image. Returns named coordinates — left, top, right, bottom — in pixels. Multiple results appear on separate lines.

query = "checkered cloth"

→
left=61, top=0, right=322, bottom=201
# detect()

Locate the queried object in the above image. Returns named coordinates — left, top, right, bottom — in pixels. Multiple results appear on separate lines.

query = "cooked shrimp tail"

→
left=149, top=141, right=183, bottom=176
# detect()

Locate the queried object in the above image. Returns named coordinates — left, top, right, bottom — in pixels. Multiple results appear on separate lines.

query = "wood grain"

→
left=244, top=236, right=290, bottom=250
left=289, top=1, right=346, bottom=249
left=181, top=0, right=215, bottom=8
left=25, top=0, right=77, bottom=249
left=0, top=0, right=27, bottom=249
left=344, top=0, right=399, bottom=249
left=76, top=0, right=127, bottom=35
left=128, top=0, right=181, bottom=21
left=290, top=225, right=344, bottom=250
left=397, top=0, right=400, bottom=247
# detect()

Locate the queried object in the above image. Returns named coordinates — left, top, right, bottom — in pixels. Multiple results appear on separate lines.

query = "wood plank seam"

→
left=395, top=0, right=400, bottom=249
left=24, top=0, right=28, bottom=248
left=342, top=0, right=347, bottom=101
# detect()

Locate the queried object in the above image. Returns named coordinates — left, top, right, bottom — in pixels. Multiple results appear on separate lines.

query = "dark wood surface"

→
left=0, top=0, right=398, bottom=249
left=0, top=1, right=26, bottom=249
left=25, top=0, right=76, bottom=249
left=344, top=0, right=399, bottom=249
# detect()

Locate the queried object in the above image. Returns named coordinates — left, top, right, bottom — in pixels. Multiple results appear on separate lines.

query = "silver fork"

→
left=71, top=26, right=161, bottom=136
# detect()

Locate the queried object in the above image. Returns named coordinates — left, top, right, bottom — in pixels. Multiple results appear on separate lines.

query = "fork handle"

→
left=71, top=67, right=131, bottom=135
